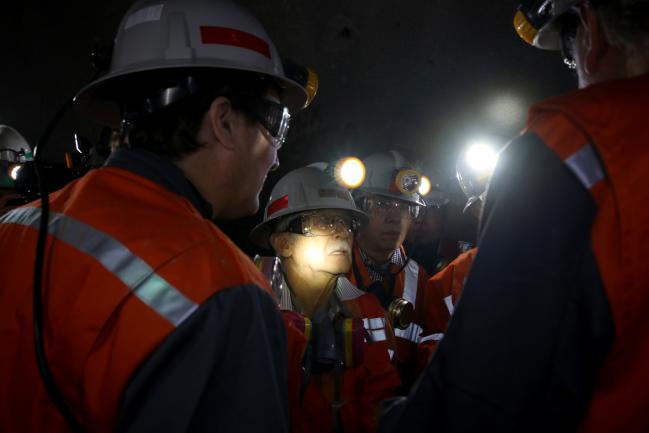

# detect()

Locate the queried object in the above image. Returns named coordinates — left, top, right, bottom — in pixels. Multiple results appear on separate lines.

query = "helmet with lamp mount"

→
left=250, top=160, right=368, bottom=249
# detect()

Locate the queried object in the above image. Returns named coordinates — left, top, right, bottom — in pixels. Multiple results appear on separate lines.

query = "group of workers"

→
left=0, top=0, right=648, bottom=432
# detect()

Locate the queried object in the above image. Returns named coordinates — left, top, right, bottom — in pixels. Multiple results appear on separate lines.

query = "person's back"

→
left=379, top=1, right=649, bottom=432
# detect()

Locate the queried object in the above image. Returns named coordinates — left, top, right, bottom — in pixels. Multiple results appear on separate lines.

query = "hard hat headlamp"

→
left=334, top=157, right=366, bottom=189
left=418, top=176, right=431, bottom=196
left=394, top=169, right=421, bottom=195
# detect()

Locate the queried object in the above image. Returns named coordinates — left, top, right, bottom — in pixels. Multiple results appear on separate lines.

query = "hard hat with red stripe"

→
left=250, top=163, right=368, bottom=249
left=74, top=0, right=318, bottom=125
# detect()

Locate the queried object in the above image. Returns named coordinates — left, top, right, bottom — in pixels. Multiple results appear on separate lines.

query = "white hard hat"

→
left=74, top=0, right=317, bottom=124
left=250, top=163, right=368, bottom=249
left=355, top=150, right=425, bottom=206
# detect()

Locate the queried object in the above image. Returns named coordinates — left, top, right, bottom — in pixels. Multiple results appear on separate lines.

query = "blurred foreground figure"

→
left=0, top=0, right=316, bottom=431
left=380, top=1, right=649, bottom=432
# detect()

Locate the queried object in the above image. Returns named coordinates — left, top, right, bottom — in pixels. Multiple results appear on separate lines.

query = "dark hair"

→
left=116, top=69, right=275, bottom=160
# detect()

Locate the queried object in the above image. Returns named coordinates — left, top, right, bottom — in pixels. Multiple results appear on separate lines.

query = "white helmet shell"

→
left=75, top=0, right=313, bottom=123
left=356, top=150, right=425, bottom=206
left=250, top=164, right=368, bottom=249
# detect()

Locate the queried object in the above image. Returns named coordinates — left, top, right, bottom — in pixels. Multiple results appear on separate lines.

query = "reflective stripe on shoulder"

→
left=564, top=144, right=605, bottom=189
left=1, top=207, right=198, bottom=327
left=402, top=259, right=419, bottom=304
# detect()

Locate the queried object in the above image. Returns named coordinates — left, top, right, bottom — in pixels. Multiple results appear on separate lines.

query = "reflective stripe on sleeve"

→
left=564, top=144, right=605, bottom=189
left=1, top=207, right=198, bottom=326
left=403, top=260, right=419, bottom=304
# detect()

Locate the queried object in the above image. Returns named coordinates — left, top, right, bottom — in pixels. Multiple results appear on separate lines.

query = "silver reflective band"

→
left=444, top=295, right=454, bottom=316
left=564, top=144, right=605, bottom=189
left=395, top=322, right=423, bottom=343
left=0, top=207, right=198, bottom=327
left=403, top=260, right=419, bottom=304
left=419, top=333, right=444, bottom=343
left=362, top=317, right=387, bottom=342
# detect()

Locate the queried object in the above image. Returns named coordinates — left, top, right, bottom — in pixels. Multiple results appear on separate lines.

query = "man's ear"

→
left=579, top=3, right=609, bottom=76
left=270, top=232, right=294, bottom=258
left=208, top=96, right=236, bottom=150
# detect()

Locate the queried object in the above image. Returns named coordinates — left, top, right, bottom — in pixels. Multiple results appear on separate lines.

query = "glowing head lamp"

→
left=334, top=157, right=366, bottom=189
left=418, top=175, right=431, bottom=196
left=465, top=143, right=499, bottom=176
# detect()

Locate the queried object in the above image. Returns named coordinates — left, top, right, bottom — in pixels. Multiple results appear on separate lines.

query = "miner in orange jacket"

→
left=0, top=1, right=317, bottom=432
left=416, top=146, right=499, bottom=370
left=348, top=150, right=447, bottom=390
left=380, top=1, right=649, bottom=432
left=251, top=164, right=401, bottom=433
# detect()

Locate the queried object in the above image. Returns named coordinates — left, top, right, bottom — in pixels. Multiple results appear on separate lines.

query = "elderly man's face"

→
left=284, top=210, right=354, bottom=275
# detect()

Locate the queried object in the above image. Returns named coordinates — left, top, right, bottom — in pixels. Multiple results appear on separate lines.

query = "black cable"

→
left=33, top=96, right=86, bottom=433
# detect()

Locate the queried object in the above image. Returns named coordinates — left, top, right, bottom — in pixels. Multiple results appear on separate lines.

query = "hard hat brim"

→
left=73, top=63, right=310, bottom=127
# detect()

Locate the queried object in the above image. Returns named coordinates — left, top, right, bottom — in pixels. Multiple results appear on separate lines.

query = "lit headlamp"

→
left=334, top=157, right=366, bottom=189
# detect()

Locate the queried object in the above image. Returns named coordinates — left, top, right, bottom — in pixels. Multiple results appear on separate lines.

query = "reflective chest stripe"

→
left=0, top=207, right=198, bottom=327
left=563, top=144, right=605, bottom=189
left=444, top=295, right=454, bottom=316
left=395, top=321, right=423, bottom=344
left=363, top=317, right=387, bottom=342
left=402, top=259, right=419, bottom=304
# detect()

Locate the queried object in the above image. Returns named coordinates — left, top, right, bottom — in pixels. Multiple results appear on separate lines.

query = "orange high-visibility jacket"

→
left=348, top=245, right=445, bottom=386
left=416, top=247, right=478, bottom=371
left=283, top=278, right=401, bottom=433
left=526, top=73, right=649, bottom=433
left=0, top=165, right=284, bottom=432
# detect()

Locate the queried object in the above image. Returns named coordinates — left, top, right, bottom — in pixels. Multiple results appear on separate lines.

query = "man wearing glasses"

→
left=251, top=164, right=401, bottom=433
left=380, top=1, right=649, bottom=432
left=0, top=0, right=316, bottom=431
left=348, top=150, right=447, bottom=391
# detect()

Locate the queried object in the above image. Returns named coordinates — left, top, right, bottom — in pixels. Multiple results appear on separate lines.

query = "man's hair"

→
left=115, top=69, right=274, bottom=160
left=591, top=0, right=649, bottom=53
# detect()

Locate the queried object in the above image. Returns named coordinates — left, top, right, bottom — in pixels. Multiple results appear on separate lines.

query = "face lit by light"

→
left=291, top=210, right=353, bottom=275
left=465, top=142, right=498, bottom=175
left=418, top=176, right=431, bottom=196
left=336, top=157, right=365, bottom=189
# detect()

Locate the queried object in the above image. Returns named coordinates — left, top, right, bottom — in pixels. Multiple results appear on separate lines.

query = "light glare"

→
left=9, top=165, right=22, bottom=180
left=465, top=143, right=498, bottom=174
left=419, top=176, right=431, bottom=196
left=337, top=157, right=365, bottom=189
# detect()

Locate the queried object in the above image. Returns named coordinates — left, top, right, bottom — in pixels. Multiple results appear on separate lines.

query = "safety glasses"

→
left=285, top=212, right=359, bottom=237
left=362, top=196, right=420, bottom=219
left=238, top=97, right=291, bottom=149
